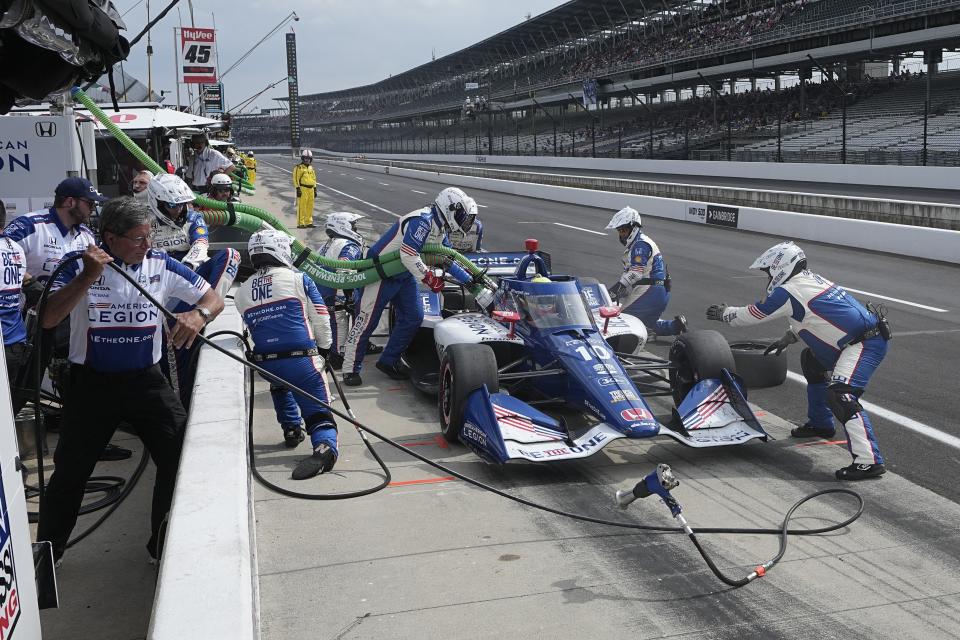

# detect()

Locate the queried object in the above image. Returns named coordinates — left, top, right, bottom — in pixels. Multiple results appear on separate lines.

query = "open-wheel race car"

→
left=396, top=242, right=769, bottom=464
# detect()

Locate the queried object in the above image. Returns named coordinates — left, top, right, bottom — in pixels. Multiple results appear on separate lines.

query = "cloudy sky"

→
left=115, top=0, right=565, bottom=112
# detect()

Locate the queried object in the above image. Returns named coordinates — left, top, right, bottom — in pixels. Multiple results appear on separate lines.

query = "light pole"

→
left=806, top=54, right=852, bottom=165
left=698, top=73, right=733, bottom=162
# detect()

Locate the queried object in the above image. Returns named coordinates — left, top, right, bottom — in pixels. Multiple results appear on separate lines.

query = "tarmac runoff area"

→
left=244, top=167, right=960, bottom=639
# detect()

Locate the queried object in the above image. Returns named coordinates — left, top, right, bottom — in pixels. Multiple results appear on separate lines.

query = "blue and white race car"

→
left=400, top=244, right=769, bottom=464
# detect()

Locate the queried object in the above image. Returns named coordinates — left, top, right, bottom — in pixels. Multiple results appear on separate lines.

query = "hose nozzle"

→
left=615, top=464, right=680, bottom=513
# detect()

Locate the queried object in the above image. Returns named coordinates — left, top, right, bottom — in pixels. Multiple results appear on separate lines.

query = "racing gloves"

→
left=608, top=281, right=627, bottom=302
left=763, top=330, right=798, bottom=356
left=705, top=303, right=727, bottom=321
left=422, top=271, right=445, bottom=293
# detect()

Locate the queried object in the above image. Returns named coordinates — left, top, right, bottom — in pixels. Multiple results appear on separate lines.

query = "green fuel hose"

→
left=71, top=87, right=493, bottom=292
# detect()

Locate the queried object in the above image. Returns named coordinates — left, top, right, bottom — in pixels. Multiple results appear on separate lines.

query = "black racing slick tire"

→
left=668, top=330, right=736, bottom=406
left=438, top=344, right=499, bottom=443
left=728, top=341, right=787, bottom=389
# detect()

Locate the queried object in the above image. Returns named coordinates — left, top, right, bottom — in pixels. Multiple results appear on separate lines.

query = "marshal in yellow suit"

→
left=242, top=152, right=257, bottom=185
left=293, top=160, right=317, bottom=227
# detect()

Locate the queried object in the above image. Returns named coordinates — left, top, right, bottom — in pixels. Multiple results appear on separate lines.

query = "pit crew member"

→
left=234, top=230, right=339, bottom=480
left=37, top=196, right=224, bottom=563
left=605, top=206, right=685, bottom=336
left=293, top=150, right=317, bottom=229
left=427, top=189, right=483, bottom=251
left=706, top=241, right=890, bottom=481
left=341, top=187, right=494, bottom=386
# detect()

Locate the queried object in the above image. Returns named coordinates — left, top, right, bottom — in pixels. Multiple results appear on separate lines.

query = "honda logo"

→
left=35, top=121, right=57, bottom=137
left=620, top=407, right=652, bottom=422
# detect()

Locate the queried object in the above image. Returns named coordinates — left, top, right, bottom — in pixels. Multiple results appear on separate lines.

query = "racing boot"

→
left=283, top=424, right=305, bottom=448
left=291, top=443, right=337, bottom=480
left=100, top=443, right=133, bottom=461
left=673, top=315, right=688, bottom=335
left=365, top=341, right=384, bottom=355
left=376, top=360, right=408, bottom=380
left=835, top=462, right=886, bottom=481
left=342, top=372, right=362, bottom=387
left=790, top=422, right=836, bottom=438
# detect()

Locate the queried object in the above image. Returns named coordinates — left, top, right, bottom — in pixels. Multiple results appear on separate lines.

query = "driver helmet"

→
left=605, top=206, right=642, bottom=247
left=750, top=241, right=806, bottom=296
left=433, top=187, right=478, bottom=235
left=146, top=173, right=195, bottom=220
left=325, top=211, right=363, bottom=244
left=248, top=229, right=293, bottom=268
left=300, top=149, right=314, bottom=162
left=209, top=173, right=233, bottom=198
left=529, top=275, right=559, bottom=318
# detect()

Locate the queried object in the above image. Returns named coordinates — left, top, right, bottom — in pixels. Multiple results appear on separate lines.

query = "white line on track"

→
left=840, top=287, right=948, bottom=313
left=339, top=173, right=346, bottom=176
left=258, top=159, right=398, bottom=217
left=784, top=371, right=960, bottom=450
left=553, top=222, right=607, bottom=236
left=477, top=204, right=488, bottom=208
left=355, top=176, right=365, bottom=180
left=379, top=182, right=390, bottom=186
left=410, top=189, right=427, bottom=195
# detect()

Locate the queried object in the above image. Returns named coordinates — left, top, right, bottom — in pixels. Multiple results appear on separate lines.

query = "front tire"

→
left=668, top=330, right=736, bottom=406
left=438, top=344, right=499, bottom=443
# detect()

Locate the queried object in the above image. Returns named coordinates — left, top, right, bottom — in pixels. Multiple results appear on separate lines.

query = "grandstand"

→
left=234, top=0, right=960, bottom=166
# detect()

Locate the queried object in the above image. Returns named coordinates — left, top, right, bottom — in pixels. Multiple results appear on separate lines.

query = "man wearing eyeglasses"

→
left=37, top=196, right=224, bottom=565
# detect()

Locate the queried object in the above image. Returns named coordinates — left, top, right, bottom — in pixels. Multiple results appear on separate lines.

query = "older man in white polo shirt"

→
left=188, top=133, right=234, bottom=193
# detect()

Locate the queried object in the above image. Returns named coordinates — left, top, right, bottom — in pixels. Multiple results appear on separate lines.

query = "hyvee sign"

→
left=179, top=28, right=218, bottom=84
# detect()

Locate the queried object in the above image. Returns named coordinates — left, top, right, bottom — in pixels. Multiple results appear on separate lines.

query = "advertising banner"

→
left=179, top=28, right=218, bottom=84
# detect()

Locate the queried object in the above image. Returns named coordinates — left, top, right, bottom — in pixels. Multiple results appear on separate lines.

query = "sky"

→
left=114, top=0, right=566, bottom=113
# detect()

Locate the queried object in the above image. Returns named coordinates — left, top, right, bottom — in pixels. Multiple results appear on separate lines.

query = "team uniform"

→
left=189, top=146, right=231, bottom=192
left=243, top=154, right=257, bottom=185
left=3, top=208, right=95, bottom=282
left=234, top=265, right=338, bottom=456
left=0, top=236, right=27, bottom=403
left=37, top=248, right=210, bottom=561
left=616, top=232, right=680, bottom=335
left=293, top=162, right=317, bottom=228
left=317, top=235, right=363, bottom=353
left=719, top=270, right=887, bottom=465
left=342, top=208, right=473, bottom=375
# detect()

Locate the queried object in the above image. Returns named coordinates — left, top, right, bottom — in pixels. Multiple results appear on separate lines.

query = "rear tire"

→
left=668, top=330, right=736, bottom=406
left=729, top=341, right=787, bottom=388
left=438, top=344, right=499, bottom=443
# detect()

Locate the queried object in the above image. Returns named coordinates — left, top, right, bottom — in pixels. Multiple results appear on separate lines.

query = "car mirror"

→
left=598, top=305, right=621, bottom=334
left=493, top=310, right=521, bottom=338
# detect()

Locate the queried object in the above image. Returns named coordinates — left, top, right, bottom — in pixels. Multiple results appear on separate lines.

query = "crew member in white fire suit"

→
left=235, top=230, right=338, bottom=480
left=146, top=174, right=240, bottom=404
left=341, top=187, right=494, bottom=386
left=605, top=206, right=685, bottom=337
left=706, top=241, right=891, bottom=481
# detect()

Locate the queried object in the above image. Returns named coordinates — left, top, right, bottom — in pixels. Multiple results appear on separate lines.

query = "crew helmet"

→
left=248, top=230, right=293, bottom=268
left=248, top=151, right=255, bottom=157
left=605, top=206, right=642, bottom=247
left=433, top=187, right=478, bottom=234
left=300, top=149, right=313, bottom=160
left=325, top=211, right=363, bottom=244
left=146, top=174, right=195, bottom=219
left=210, top=173, right=233, bottom=188
left=750, top=241, right=807, bottom=295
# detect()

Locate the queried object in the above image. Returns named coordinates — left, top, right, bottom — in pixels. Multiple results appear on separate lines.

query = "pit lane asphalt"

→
left=251, top=156, right=960, bottom=640
left=256, top=155, right=960, bottom=504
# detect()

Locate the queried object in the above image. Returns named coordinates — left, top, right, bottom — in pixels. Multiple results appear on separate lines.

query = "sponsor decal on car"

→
left=597, top=376, right=629, bottom=387
left=609, top=389, right=639, bottom=403
left=620, top=407, right=653, bottom=421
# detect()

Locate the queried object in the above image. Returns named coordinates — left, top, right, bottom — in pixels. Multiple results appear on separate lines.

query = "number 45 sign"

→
left=179, top=27, right=218, bottom=84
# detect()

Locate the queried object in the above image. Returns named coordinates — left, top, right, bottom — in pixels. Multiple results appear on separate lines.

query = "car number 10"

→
left=575, top=344, right=611, bottom=361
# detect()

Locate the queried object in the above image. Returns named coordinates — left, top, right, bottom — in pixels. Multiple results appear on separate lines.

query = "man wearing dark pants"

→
left=37, top=197, right=224, bottom=563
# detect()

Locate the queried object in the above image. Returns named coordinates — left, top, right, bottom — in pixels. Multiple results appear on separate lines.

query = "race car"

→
left=396, top=242, right=769, bottom=464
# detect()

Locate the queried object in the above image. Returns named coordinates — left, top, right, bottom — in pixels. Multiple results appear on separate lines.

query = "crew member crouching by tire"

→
left=706, top=241, right=891, bottom=481
left=234, top=230, right=339, bottom=480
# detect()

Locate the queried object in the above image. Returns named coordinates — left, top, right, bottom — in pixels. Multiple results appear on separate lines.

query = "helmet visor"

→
left=451, top=203, right=476, bottom=232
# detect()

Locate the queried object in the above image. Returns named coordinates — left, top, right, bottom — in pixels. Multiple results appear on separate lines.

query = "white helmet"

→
left=146, top=174, right=195, bottom=219
left=248, top=229, right=293, bottom=268
left=301, top=149, right=313, bottom=160
left=325, top=211, right=363, bottom=244
left=433, top=187, right=478, bottom=234
left=750, top=241, right=806, bottom=295
left=605, top=206, right=642, bottom=246
left=210, top=173, right=233, bottom=187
